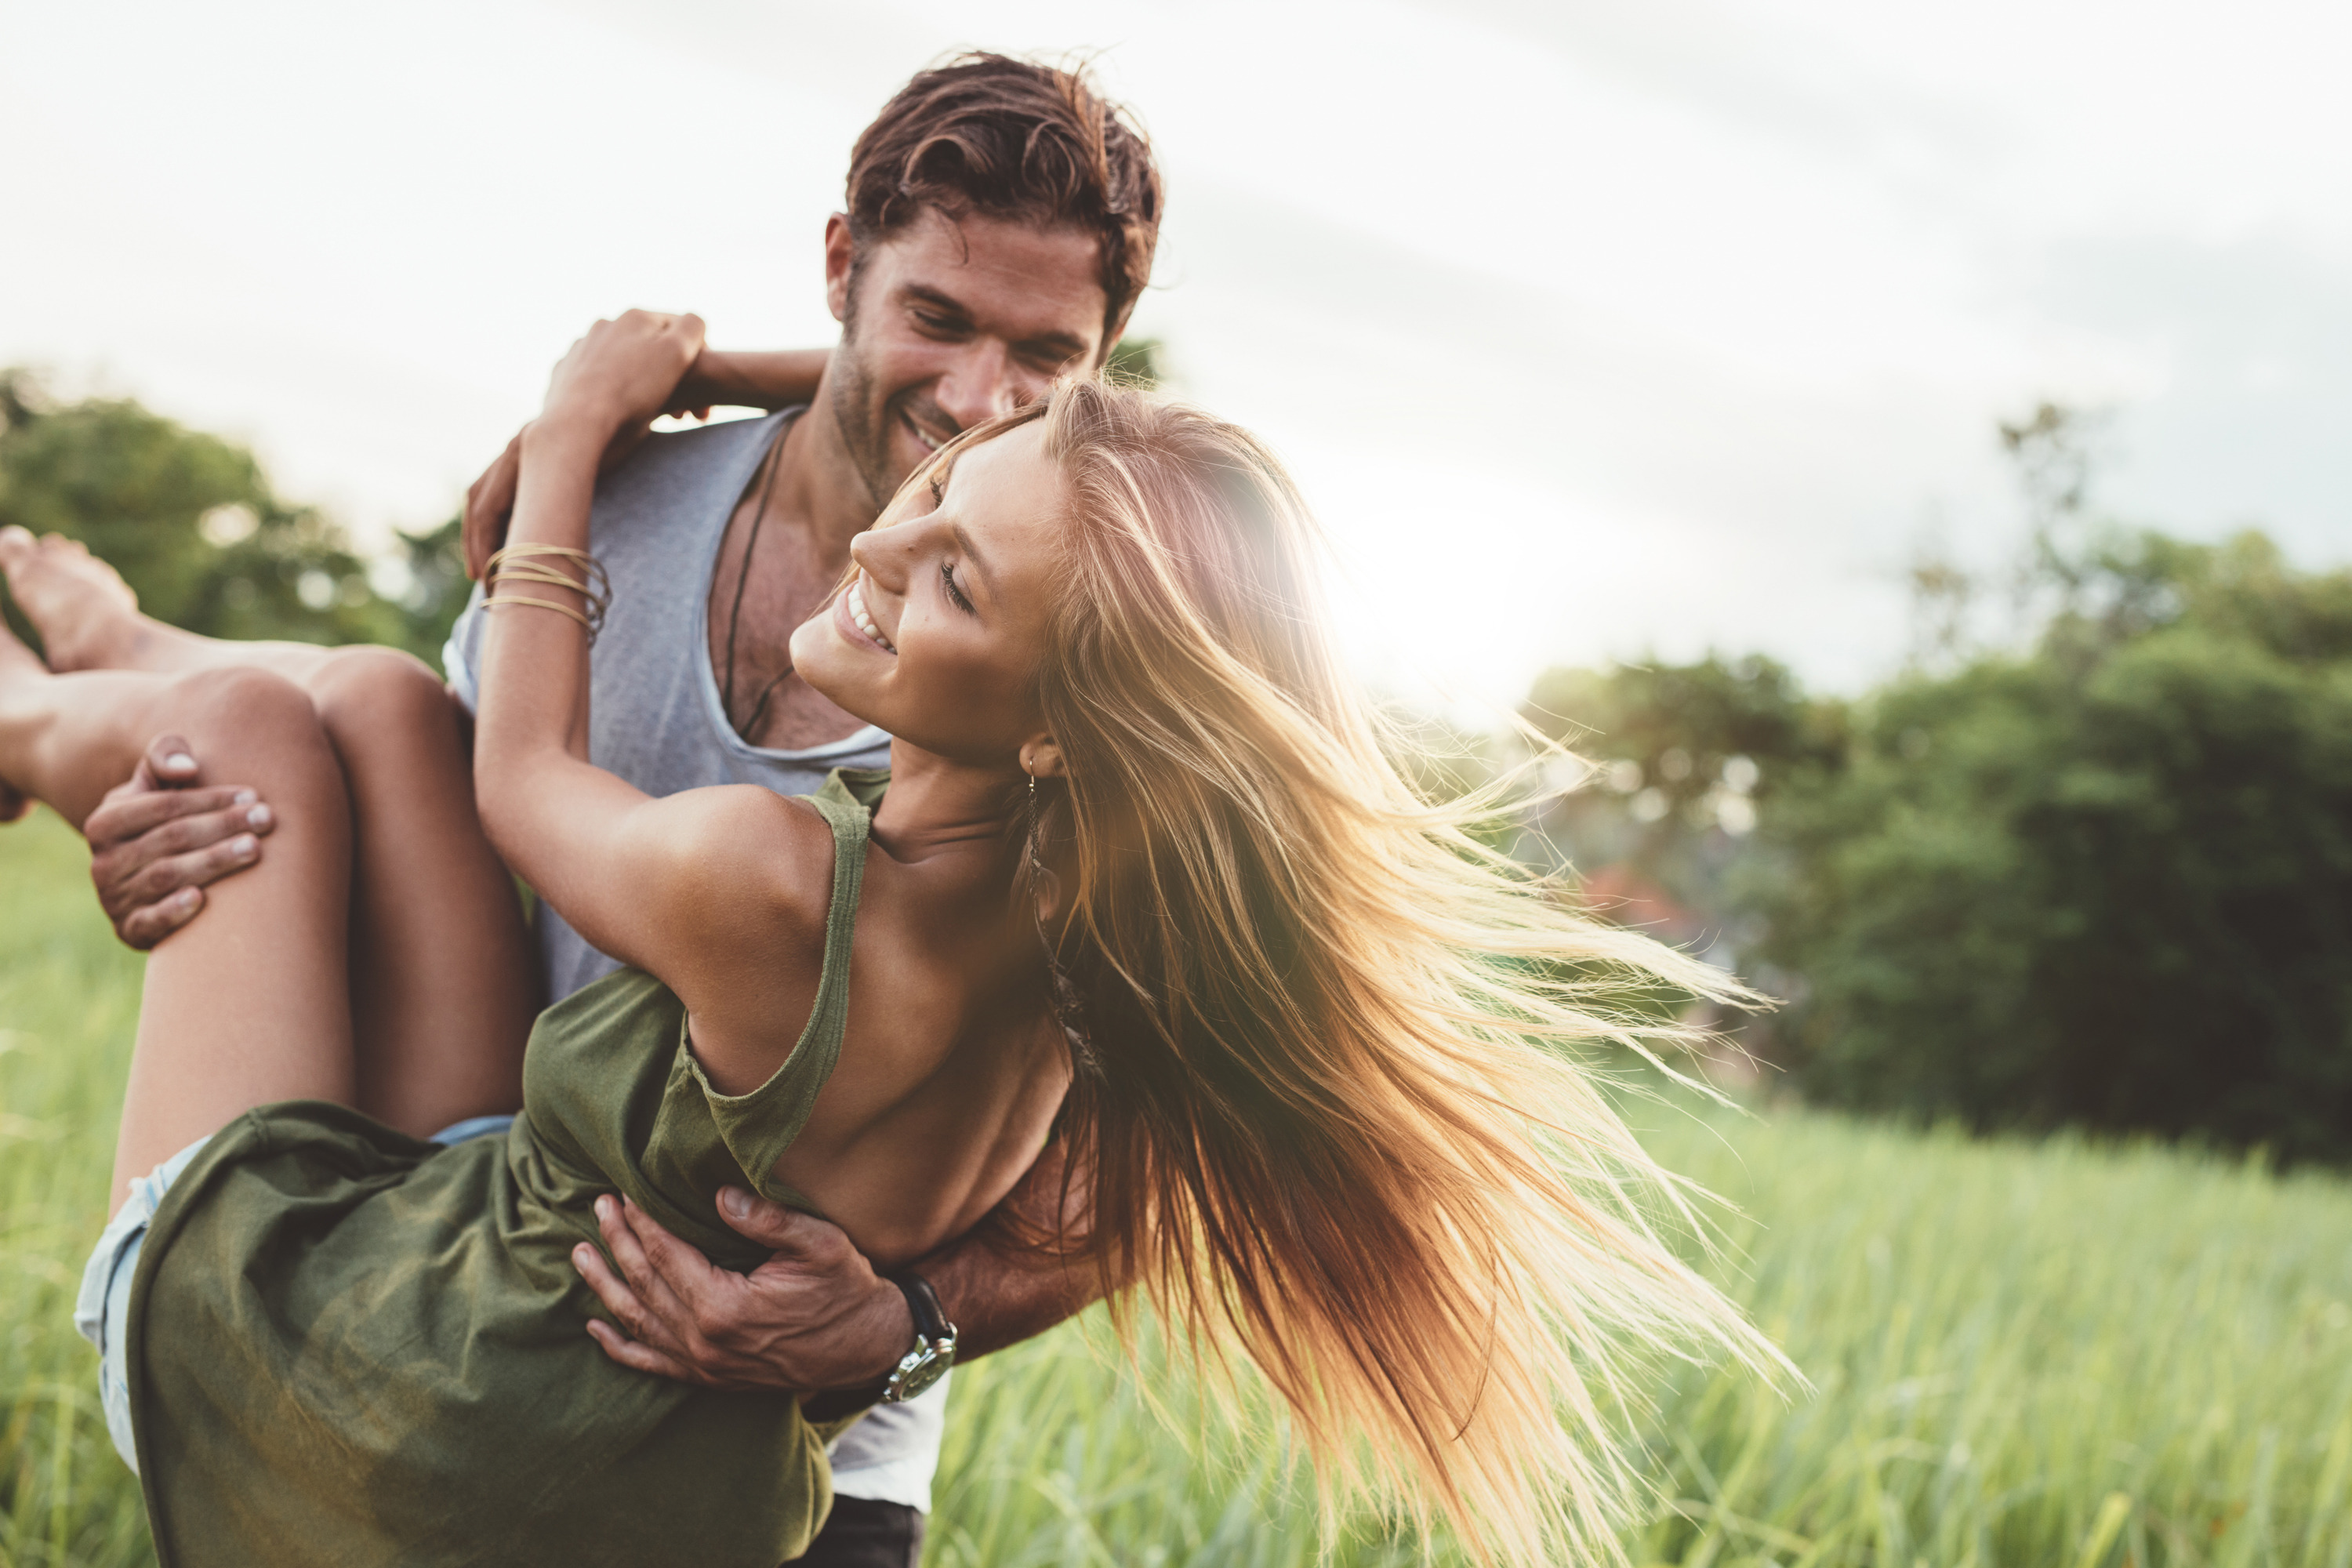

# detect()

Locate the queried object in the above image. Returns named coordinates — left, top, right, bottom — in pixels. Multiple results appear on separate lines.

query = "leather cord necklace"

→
left=719, top=415, right=804, bottom=743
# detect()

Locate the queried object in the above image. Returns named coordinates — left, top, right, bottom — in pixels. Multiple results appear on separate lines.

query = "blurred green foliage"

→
left=1761, top=526, right=2352, bottom=1163
left=1521, top=655, right=1837, bottom=930
left=1530, top=408, right=2352, bottom=1163
left=0, top=368, right=468, bottom=666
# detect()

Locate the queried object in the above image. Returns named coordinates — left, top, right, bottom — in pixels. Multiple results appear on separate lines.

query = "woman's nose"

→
left=848, top=523, right=919, bottom=592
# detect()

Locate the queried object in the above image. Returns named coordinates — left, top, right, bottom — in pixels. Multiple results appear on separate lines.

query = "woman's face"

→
left=791, top=420, right=1066, bottom=766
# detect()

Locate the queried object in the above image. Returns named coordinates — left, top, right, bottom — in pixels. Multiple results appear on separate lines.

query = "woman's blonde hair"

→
left=938, top=382, right=1782, bottom=1563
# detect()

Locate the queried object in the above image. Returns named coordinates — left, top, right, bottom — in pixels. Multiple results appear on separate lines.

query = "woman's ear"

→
left=1020, top=738, right=1067, bottom=779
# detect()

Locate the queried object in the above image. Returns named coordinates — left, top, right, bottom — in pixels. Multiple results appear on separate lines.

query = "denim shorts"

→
left=71, top=1112, right=516, bottom=1474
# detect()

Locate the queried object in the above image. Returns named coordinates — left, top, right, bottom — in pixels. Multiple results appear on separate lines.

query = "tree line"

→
left=1525, top=407, right=2352, bottom=1164
left=0, top=368, right=467, bottom=665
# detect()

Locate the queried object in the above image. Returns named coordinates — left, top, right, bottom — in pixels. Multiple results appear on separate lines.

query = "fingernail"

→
left=247, top=805, right=273, bottom=829
left=176, top=888, right=201, bottom=909
left=595, top=1195, right=614, bottom=1220
left=573, top=1243, right=592, bottom=1267
left=164, top=753, right=195, bottom=772
left=234, top=789, right=256, bottom=806
left=720, top=1188, right=750, bottom=1219
left=230, top=834, right=257, bottom=858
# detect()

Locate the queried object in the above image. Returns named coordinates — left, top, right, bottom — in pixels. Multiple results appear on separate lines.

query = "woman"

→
left=1, top=313, right=1777, bottom=1566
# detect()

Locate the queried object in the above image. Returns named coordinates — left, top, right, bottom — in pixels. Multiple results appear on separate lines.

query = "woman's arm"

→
left=462, top=344, right=830, bottom=580
left=470, top=312, right=833, bottom=1076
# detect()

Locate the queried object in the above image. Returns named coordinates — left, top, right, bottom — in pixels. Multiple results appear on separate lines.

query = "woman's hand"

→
left=462, top=330, right=827, bottom=579
left=465, top=311, right=706, bottom=579
left=538, top=310, right=708, bottom=442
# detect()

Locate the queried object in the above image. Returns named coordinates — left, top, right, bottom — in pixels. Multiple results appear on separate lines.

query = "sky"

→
left=5, top=0, right=2349, bottom=711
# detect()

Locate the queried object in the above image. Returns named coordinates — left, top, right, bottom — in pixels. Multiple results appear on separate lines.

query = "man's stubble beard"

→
left=826, top=317, right=901, bottom=516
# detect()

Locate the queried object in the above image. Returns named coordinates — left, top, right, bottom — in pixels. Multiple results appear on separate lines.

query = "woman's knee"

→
left=308, top=648, right=463, bottom=762
left=165, top=666, right=341, bottom=793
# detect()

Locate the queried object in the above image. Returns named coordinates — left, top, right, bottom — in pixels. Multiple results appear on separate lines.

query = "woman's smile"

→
left=838, top=577, right=898, bottom=655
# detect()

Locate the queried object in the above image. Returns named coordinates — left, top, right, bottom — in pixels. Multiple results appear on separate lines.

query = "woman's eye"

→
left=941, top=561, right=975, bottom=615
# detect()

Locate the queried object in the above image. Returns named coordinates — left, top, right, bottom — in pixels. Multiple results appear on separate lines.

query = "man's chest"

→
left=701, top=494, right=869, bottom=751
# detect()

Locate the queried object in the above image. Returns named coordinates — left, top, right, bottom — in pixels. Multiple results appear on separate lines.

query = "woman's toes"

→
left=0, top=532, right=142, bottom=672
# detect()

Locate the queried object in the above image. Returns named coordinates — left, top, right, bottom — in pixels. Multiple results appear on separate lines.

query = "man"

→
left=78, top=53, right=1162, bottom=1566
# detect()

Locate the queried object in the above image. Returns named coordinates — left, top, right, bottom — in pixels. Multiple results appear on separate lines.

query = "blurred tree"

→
left=0, top=368, right=466, bottom=664
left=1759, top=494, right=2352, bottom=1160
left=1524, top=407, right=2352, bottom=1160
left=1518, top=655, right=1842, bottom=961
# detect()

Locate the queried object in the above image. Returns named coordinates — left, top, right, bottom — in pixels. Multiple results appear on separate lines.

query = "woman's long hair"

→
left=938, top=383, right=1783, bottom=1564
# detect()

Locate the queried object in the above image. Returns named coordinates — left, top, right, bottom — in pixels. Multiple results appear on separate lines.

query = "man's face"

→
left=823, top=205, right=1109, bottom=508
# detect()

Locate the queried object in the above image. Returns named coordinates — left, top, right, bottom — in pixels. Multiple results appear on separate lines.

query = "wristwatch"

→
left=880, top=1269, right=957, bottom=1404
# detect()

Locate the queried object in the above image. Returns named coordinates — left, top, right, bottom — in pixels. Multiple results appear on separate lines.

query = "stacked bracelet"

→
left=482, top=543, right=613, bottom=643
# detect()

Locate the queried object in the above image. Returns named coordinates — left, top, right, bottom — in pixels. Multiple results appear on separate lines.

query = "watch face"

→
left=895, top=1347, right=950, bottom=1402
left=886, top=1341, right=952, bottom=1404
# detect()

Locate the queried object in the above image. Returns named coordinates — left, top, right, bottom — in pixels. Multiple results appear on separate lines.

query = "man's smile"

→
left=900, top=408, right=951, bottom=455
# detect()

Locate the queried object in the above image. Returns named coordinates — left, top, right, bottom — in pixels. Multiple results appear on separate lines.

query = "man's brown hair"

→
left=846, top=53, right=1163, bottom=350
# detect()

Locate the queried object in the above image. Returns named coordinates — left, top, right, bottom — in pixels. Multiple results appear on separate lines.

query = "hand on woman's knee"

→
left=85, top=735, right=278, bottom=951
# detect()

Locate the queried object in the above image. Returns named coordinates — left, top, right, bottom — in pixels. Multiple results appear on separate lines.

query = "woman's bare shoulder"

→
left=633, top=784, right=844, bottom=946
left=630, top=785, right=858, bottom=1093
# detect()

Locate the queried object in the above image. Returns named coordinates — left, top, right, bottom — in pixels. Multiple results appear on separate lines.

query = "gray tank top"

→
left=443, top=411, right=894, bottom=1004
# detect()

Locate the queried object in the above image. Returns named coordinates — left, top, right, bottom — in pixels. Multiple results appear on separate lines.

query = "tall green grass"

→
left=5, top=805, right=2350, bottom=1566
left=2, top=811, right=153, bottom=1568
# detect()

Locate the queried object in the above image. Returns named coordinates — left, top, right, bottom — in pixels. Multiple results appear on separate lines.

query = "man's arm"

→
left=900, top=1138, right=1103, bottom=1360
left=572, top=1136, right=1109, bottom=1392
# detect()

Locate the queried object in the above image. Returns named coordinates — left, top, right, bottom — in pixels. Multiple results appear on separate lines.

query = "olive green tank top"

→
left=121, top=769, right=888, bottom=1568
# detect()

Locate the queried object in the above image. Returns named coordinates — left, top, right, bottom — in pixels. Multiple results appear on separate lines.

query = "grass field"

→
left=4, top=803, right=2350, bottom=1566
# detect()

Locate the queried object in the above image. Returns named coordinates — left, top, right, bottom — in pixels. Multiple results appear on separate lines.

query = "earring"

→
left=1022, top=773, right=1100, bottom=1076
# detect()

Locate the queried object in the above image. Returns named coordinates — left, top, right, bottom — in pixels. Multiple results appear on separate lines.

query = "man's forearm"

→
left=678, top=350, right=829, bottom=413
left=909, top=1141, right=1111, bottom=1360
left=913, top=1229, right=1098, bottom=1361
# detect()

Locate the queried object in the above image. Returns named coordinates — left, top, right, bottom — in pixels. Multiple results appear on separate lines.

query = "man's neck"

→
left=773, top=361, right=887, bottom=564
left=701, top=360, right=887, bottom=752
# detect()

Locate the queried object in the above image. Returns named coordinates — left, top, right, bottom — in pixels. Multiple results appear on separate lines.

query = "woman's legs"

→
left=2, top=530, right=539, bottom=1167
left=301, top=648, right=539, bottom=1134
left=0, top=629, right=357, bottom=1213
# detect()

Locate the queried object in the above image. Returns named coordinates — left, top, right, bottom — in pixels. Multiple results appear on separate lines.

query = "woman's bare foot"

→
left=0, top=526, right=172, bottom=674
left=0, top=527, right=337, bottom=684
left=0, top=607, right=49, bottom=821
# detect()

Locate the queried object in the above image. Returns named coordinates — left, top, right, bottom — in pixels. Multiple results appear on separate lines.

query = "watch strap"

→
left=887, top=1269, right=952, bottom=1344
left=800, top=1271, right=956, bottom=1420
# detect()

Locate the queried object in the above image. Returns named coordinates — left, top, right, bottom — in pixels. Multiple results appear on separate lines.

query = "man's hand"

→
left=573, top=1190, right=911, bottom=1393
left=84, top=734, right=274, bottom=950
left=576, top=1139, right=1112, bottom=1396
